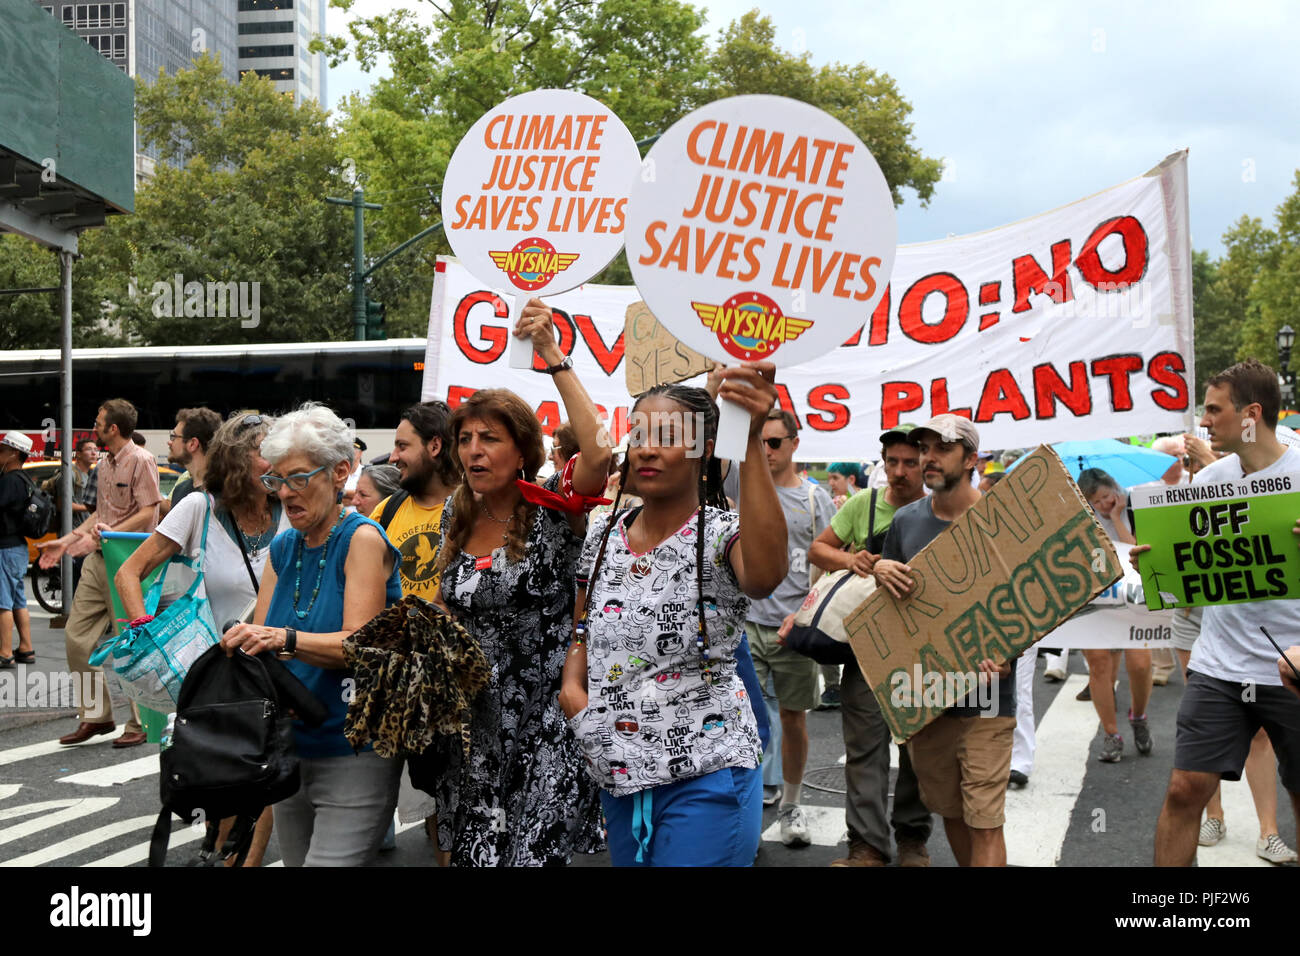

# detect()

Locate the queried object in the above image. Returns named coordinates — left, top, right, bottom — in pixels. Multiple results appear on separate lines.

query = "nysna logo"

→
left=488, top=237, right=579, bottom=292
left=691, top=291, right=812, bottom=361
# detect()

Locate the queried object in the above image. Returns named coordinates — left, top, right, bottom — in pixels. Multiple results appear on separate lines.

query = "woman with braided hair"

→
left=434, top=297, right=611, bottom=866
left=559, top=365, right=789, bottom=866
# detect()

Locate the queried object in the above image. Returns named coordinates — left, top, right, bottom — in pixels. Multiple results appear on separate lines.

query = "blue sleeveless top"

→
left=266, top=511, right=402, bottom=758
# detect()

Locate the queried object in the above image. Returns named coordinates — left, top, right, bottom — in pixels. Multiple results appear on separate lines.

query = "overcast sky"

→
left=325, top=0, right=1300, bottom=258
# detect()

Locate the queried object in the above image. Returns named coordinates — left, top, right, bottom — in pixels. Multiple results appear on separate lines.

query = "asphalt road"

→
left=1, top=583, right=1294, bottom=868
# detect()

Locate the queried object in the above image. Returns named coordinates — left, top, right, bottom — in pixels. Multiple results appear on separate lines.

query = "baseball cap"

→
left=912, top=414, right=980, bottom=453
left=0, top=432, right=33, bottom=456
left=878, top=422, right=921, bottom=446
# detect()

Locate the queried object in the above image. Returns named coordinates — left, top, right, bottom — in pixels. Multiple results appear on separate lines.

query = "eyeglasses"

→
left=167, top=432, right=181, bottom=441
left=763, top=436, right=793, bottom=450
left=259, top=463, right=328, bottom=492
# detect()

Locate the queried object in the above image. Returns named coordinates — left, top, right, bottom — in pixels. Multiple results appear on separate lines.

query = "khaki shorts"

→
left=906, top=714, right=1016, bottom=829
left=745, top=621, right=820, bottom=713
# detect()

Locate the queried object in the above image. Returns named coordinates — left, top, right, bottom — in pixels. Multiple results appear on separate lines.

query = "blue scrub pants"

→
left=600, top=765, right=762, bottom=866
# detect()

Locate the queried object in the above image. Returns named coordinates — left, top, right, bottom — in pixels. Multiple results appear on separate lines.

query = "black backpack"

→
left=148, top=643, right=327, bottom=867
left=14, top=472, right=54, bottom=539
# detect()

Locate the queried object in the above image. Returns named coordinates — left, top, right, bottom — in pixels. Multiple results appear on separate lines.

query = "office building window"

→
left=239, top=20, right=294, bottom=34
left=237, top=0, right=292, bottom=10
left=63, top=6, right=73, bottom=23
left=114, top=3, right=125, bottom=26
left=114, top=33, right=125, bottom=57
left=42, top=5, right=53, bottom=15
left=241, top=67, right=295, bottom=80
left=239, top=44, right=294, bottom=59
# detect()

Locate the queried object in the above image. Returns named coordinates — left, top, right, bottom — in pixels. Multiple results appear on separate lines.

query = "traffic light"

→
left=364, top=296, right=386, bottom=340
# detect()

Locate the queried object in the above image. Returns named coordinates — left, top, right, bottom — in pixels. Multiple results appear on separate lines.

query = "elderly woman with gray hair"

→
left=221, top=402, right=403, bottom=866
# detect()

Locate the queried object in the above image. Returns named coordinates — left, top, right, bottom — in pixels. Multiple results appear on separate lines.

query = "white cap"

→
left=0, top=431, right=33, bottom=456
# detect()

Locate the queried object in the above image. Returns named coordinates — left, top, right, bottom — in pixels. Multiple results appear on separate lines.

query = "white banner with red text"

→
left=423, top=151, right=1193, bottom=458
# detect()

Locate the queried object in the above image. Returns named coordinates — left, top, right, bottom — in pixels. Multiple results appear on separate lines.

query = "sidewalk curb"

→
left=0, top=708, right=78, bottom=732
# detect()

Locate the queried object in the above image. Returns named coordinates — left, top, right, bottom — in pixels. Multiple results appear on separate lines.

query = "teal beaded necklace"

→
left=292, top=507, right=346, bottom=620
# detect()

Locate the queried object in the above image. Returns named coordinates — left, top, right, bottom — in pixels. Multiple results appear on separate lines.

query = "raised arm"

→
left=717, top=363, right=787, bottom=597
left=517, top=298, right=612, bottom=497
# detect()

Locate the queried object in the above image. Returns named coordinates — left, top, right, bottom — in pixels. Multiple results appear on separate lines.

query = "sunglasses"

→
left=260, top=463, right=328, bottom=492
left=239, top=414, right=266, bottom=429
left=763, top=436, right=793, bottom=450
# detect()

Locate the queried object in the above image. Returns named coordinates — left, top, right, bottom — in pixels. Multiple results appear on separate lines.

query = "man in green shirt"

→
left=808, top=423, right=931, bottom=866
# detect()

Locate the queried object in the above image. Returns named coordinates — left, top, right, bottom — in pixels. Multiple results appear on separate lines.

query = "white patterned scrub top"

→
left=571, top=505, right=762, bottom=797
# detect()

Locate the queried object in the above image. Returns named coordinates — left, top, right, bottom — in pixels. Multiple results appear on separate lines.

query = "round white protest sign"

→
left=442, top=88, right=640, bottom=297
left=626, top=94, right=896, bottom=368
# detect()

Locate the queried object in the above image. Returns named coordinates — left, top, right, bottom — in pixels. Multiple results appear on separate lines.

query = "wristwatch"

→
left=277, top=627, right=298, bottom=659
left=539, top=356, right=574, bottom=375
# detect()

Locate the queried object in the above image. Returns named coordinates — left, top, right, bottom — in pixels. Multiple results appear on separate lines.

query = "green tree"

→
left=89, top=54, right=355, bottom=345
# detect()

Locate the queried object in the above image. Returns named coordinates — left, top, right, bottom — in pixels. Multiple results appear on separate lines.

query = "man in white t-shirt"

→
left=1131, top=359, right=1300, bottom=866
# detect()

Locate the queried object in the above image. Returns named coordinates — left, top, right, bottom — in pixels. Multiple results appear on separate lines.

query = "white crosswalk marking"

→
left=58, top=754, right=158, bottom=787
left=0, top=735, right=112, bottom=767
left=1, top=813, right=162, bottom=866
left=0, top=797, right=118, bottom=845
left=1004, top=674, right=1094, bottom=867
left=761, top=805, right=845, bottom=847
left=85, top=823, right=206, bottom=868
left=0, top=785, right=21, bottom=802
left=1197, top=777, right=1274, bottom=867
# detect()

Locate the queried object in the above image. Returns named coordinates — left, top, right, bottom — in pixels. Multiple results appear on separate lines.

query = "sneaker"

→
left=1075, top=684, right=1092, bottom=701
left=1256, top=833, right=1298, bottom=864
left=817, top=686, right=842, bottom=710
left=1099, top=733, right=1123, bottom=762
left=896, top=838, right=930, bottom=867
left=830, top=839, right=887, bottom=867
left=1198, top=817, right=1225, bottom=847
left=1043, top=665, right=1067, bottom=682
left=779, top=805, right=811, bottom=847
left=1008, top=769, right=1029, bottom=789
left=762, top=785, right=781, bottom=807
left=1130, top=715, right=1153, bottom=755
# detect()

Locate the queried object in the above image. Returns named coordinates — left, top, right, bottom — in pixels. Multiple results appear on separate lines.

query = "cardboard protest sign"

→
left=624, top=94, right=896, bottom=459
left=842, top=445, right=1121, bottom=743
left=1131, top=474, right=1300, bottom=610
left=441, top=89, right=641, bottom=367
left=623, top=300, right=712, bottom=396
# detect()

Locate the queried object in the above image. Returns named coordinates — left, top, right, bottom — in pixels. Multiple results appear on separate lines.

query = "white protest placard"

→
left=441, top=88, right=640, bottom=368
left=625, top=95, right=896, bottom=459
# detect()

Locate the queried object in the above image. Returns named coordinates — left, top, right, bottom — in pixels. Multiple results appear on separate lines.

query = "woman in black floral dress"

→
left=434, top=298, right=611, bottom=866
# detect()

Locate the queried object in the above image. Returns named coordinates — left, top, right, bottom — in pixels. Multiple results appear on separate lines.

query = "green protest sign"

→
left=1131, top=473, right=1300, bottom=610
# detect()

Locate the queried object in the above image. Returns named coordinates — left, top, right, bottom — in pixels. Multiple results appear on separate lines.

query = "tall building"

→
left=34, top=1, right=327, bottom=108
left=236, top=0, right=326, bottom=106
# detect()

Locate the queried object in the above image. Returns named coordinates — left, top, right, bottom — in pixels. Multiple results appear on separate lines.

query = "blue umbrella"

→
left=1007, top=439, right=1178, bottom=488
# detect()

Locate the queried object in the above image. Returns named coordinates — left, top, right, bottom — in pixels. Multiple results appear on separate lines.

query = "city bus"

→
left=0, top=339, right=430, bottom=457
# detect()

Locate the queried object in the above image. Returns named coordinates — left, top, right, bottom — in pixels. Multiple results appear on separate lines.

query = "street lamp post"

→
left=1278, top=325, right=1295, bottom=407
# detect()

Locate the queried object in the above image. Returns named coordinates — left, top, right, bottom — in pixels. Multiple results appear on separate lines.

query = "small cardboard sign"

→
left=1131, top=473, right=1300, bottom=610
left=624, top=94, right=896, bottom=369
left=843, top=445, right=1121, bottom=743
left=623, top=300, right=712, bottom=396
left=441, top=88, right=641, bottom=297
